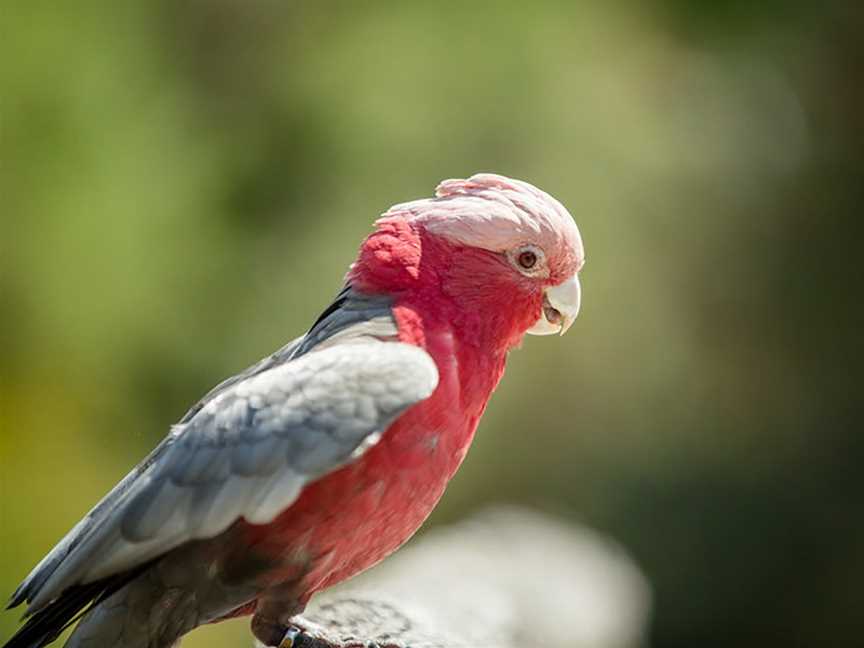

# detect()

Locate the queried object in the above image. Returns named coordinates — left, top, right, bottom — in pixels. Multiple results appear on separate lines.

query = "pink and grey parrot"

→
left=4, top=174, right=585, bottom=648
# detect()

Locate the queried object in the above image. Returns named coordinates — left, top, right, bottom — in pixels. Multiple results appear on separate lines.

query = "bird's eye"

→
left=508, top=244, right=547, bottom=277
left=518, top=250, right=537, bottom=269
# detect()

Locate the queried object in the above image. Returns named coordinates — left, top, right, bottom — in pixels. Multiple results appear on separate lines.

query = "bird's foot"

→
left=253, top=618, right=316, bottom=648
left=276, top=624, right=326, bottom=648
left=278, top=626, right=301, bottom=648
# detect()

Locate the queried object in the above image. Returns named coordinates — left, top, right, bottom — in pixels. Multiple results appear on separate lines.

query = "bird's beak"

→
left=526, top=274, right=581, bottom=336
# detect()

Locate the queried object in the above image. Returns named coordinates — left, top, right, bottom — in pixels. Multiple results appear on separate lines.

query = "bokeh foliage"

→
left=1, top=1, right=862, bottom=647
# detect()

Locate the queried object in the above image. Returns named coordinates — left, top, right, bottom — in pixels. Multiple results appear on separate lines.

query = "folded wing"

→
left=12, top=294, right=438, bottom=616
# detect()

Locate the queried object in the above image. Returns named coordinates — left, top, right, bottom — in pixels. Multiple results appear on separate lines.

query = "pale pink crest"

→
left=379, top=173, right=584, bottom=279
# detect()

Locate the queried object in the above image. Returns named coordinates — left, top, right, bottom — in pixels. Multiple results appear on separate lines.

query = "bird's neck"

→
left=348, top=219, right=542, bottom=357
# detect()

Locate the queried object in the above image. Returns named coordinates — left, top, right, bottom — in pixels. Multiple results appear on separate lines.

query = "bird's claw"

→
left=278, top=626, right=301, bottom=648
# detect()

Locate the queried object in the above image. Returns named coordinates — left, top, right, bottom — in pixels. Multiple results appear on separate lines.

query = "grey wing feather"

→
left=27, top=339, right=437, bottom=611
left=177, top=284, right=392, bottom=424
left=176, top=335, right=305, bottom=425
left=13, top=288, right=438, bottom=614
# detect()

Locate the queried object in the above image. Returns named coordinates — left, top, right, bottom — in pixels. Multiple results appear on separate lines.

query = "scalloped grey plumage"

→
left=13, top=289, right=439, bottom=615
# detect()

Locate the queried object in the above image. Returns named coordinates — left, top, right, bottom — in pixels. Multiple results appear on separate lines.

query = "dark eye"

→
left=518, top=250, right=537, bottom=269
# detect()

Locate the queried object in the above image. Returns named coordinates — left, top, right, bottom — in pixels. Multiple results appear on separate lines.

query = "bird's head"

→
left=350, top=173, right=585, bottom=349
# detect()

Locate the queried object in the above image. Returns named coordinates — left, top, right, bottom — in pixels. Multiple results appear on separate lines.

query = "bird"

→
left=4, top=173, right=585, bottom=648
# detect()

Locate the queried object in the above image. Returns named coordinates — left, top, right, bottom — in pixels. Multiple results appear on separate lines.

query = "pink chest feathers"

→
left=246, top=323, right=505, bottom=596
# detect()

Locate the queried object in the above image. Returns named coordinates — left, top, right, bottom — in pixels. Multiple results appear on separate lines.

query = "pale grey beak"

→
left=526, top=274, right=581, bottom=336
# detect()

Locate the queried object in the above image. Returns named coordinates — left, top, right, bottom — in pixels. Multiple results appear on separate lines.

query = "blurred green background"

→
left=2, top=1, right=862, bottom=646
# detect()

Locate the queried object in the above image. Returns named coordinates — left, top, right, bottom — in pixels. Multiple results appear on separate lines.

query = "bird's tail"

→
left=3, top=572, right=139, bottom=648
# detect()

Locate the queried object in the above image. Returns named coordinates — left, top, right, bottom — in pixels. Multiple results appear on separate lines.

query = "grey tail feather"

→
left=7, top=587, right=27, bottom=612
left=2, top=568, right=146, bottom=648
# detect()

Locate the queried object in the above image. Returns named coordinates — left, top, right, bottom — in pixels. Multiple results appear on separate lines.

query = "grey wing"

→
left=177, top=284, right=390, bottom=425
left=20, top=337, right=438, bottom=613
left=176, top=334, right=306, bottom=425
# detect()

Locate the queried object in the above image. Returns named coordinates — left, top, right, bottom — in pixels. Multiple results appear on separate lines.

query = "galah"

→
left=4, top=173, right=585, bottom=648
